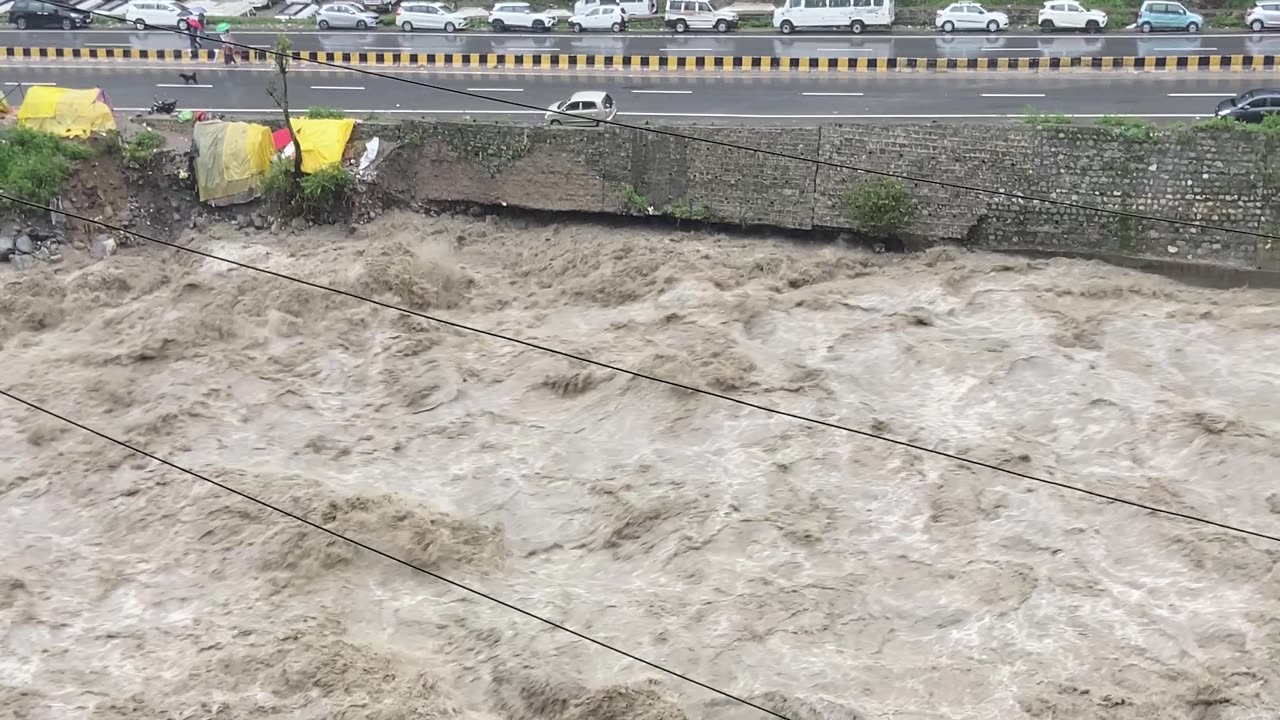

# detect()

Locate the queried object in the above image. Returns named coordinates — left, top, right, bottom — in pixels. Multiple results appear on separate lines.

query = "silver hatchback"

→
left=545, top=91, right=617, bottom=126
left=316, top=2, right=380, bottom=29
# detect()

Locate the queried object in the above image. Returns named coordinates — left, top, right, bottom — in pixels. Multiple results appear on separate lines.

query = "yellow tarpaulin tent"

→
left=292, top=117, right=355, bottom=174
left=193, top=120, right=274, bottom=205
left=17, top=87, right=116, bottom=138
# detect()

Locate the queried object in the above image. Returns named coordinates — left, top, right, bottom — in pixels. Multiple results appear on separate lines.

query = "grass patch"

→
left=839, top=177, right=916, bottom=237
left=0, top=127, right=92, bottom=212
left=121, top=129, right=166, bottom=168
left=262, top=158, right=355, bottom=224
left=1208, top=11, right=1240, bottom=27
left=666, top=197, right=712, bottom=221
left=1022, top=107, right=1072, bottom=127
left=619, top=184, right=649, bottom=214
left=305, top=106, right=347, bottom=119
left=1096, top=115, right=1155, bottom=142
left=1192, top=115, right=1280, bottom=136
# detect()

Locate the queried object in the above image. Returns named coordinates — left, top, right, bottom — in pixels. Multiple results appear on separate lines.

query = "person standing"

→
left=220, top=29, right=237, bottom=66
left=186, top=15, right=203, bottom=57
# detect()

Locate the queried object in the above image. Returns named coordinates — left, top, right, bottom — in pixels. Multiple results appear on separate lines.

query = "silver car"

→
left=545, top=91, right=617, bottom=126
left=316, top=2, right=380, bottom=29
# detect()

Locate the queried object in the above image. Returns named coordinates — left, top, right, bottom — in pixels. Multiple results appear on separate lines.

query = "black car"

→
left=9, top=0, right=92, bottom=29
left=1215, top=88, right=1280, bottom=123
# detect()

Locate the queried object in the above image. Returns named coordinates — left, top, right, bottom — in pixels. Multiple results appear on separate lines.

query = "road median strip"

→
left=1, top=47, right=1277, bottom=72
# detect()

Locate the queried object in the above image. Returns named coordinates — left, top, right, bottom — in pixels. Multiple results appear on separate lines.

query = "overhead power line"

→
left=0, top=387, right=797, bottom=720
left=3, top=191, right=1276, bottom=546
left=39, top=1, right=1280, bottom=245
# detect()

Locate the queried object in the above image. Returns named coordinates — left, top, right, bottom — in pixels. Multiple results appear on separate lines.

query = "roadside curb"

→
left=3, top=47, right=1279, bottom=71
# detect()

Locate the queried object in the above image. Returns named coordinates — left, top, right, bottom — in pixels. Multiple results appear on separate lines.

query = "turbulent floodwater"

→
left=2, top=212, right=1279, bottom=720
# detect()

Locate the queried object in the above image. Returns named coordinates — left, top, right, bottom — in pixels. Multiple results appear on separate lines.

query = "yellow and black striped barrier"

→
left=3, top=47, right=1278, bottom=72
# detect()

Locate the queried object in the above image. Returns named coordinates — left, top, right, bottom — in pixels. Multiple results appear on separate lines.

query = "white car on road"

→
left=936, top=2, right=1009, bottom=32
left=1247, top=0, right=1280, bottom=30
left=397, top=1, right=466, bottom=31
left=316, top=2, right=380, bottom=28
left=124, top=0, right=194, bottom=30
left=489, top=2, right=558, bottom=31
left=1038, top=0, right=1107, bottom=31
left=570, top=4, right=628, bottom=31
left=546, top=91, right=617, bottom=126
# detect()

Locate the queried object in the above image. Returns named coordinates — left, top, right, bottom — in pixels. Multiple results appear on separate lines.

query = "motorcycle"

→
left=150, top=96, right=178, bottom=115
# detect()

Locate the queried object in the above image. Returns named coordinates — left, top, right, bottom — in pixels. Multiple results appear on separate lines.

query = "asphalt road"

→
left=4, top=27, right=1280, bottom=58
left=0, top=65, right=1260, bottom=122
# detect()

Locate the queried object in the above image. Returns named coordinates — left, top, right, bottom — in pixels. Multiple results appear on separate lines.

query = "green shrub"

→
left=297, top=163, right=354, bottom=221
left=1192, top=114, right=1280, bottom=136
left=262, top=158, right=353, bottom=223
left=619, top=184, right=649, bottom=214
left=1207, top=11, right=1238, bottom=27
left=840, top=177, right=917, bottom=237
left=1096, top=115, right=1155, bottom=142
left=1022, top=107, right=1072, bottom=126
left=260, top=156, right=297, bottom=212
left=0, top=127, right=92, bottom=211
left=305, top=106, right=346, bottom=119
left=666, top=198, right=712, bottom=221
left=121, top=129, right=166, bottom=168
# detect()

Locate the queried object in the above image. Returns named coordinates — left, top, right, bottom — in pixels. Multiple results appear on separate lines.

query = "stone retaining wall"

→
left=372, top=121, right=1280, bottom=271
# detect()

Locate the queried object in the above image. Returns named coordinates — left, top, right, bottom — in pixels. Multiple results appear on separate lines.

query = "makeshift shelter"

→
left=292, top=117, right=356, bottom=174
left=17, top=87, right=115, bottom=138
left=192, top=120, right=274, bottom=206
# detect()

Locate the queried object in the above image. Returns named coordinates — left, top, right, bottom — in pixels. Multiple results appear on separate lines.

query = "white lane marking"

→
left=618, top=112, right=1206, bottom=119
left=310, top=85, right=365, bottom=90
left=157, top=83, right=213, bottom=87
left=112, top=108, right=1208, bottom=120
left=466, top=87, right=525, bottom=92
left=659, top=47, right=713, bottom=52
left=631, top=89, right=692, bottom=94
left=801, top=91, right=865, bottom=96
left=4, top=81, right=56, bottom=85
left=1168, top=92, right=1234, bottom=97
left=115, top=107, right=547, bottom=114
left=981, top=93, right=1046, bottom=97
left=815, top=47, right=872, bottom=52
left=1154, top=46, right=1218, bottom=51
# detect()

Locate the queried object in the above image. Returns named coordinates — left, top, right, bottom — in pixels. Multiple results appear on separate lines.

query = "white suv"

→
left=489, top=2, right=557, bottom=30
left=1038, top=0, right=1107, bottom=31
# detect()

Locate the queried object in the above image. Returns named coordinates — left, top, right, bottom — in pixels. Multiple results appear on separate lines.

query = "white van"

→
left=664, top=0, right=738, bottom=32
left=773, top=0, right=894, bottom=33
left=574, top=0, right=657, bottom=16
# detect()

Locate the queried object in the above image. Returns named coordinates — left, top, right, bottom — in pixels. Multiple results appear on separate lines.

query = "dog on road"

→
left=178, top=72, right=199, bottom=85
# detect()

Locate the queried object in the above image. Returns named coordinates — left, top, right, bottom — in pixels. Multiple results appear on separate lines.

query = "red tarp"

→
left=271, top=128, right=292, bottom=151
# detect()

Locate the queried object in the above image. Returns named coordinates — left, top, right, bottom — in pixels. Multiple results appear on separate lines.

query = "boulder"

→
left=91, top=234, right=118, bottom=260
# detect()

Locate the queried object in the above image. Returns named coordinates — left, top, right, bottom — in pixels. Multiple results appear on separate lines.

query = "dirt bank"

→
left=2, top=212, right=1278, bottom=719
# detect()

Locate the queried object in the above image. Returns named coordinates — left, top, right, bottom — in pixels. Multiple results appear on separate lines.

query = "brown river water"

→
left=2, top=212, right=1278, bottom=720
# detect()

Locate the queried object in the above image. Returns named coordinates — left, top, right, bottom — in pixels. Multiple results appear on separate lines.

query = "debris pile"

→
left=1, top=226, right=63, bottom=270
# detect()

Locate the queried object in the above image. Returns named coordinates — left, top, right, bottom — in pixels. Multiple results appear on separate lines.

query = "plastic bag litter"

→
left=359, top=137, right=380, bottom=171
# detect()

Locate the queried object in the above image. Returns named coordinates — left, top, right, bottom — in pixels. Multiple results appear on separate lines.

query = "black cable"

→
left=0, top=387, right=798, bottom=720
left=4, top=191, right=1277, bottom=546
left=37, top=2, right=1280, bottom=244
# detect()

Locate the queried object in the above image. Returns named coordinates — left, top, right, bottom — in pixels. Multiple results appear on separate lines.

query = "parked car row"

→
left=6, top=0, right=1280, bottom=33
